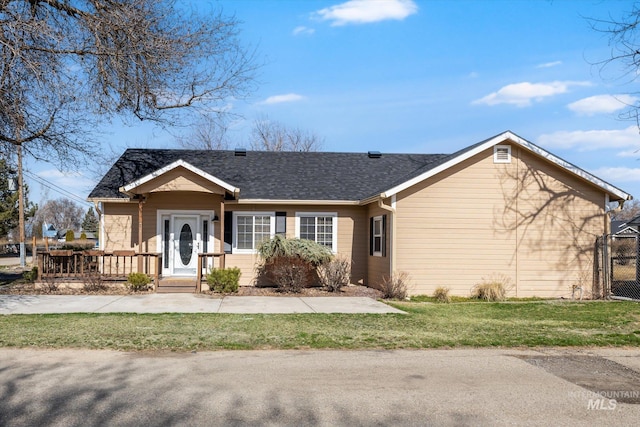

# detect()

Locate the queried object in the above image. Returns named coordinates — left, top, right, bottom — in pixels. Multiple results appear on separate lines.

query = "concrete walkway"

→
left=0, top=294, right=404, bottom=315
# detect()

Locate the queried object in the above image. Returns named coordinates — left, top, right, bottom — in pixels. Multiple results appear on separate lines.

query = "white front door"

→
left=172, top=215, right=199, bottom=276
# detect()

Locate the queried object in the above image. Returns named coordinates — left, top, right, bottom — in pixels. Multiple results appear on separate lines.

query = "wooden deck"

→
left=36, top=251, right=227, bottom=293
left=37, top=251, right=162, bottom=289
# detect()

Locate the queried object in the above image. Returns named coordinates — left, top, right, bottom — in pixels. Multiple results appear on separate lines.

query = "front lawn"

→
left=1, top=300, right=639, bottom=351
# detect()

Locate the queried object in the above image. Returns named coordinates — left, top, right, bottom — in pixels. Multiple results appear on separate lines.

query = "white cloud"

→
left=259, top=93, right=305, bottom=105
left=536, top=61, right=562, bottom=69
left=537, top=126, right=640, bottom=151
left=472, top=81, right=591, bottom=107
left=568, top=94, right=637, bottom=116
left=314, top=0, right=418, bottom=26
left=591, top=167, right=640, bottom=183
left=293, top=26, right=315, bottom=36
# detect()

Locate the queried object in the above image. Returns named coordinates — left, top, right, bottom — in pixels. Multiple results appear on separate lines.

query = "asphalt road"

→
left=1, top=348, right=639, bottom=426
left=0, top=255, right=31, bottom=267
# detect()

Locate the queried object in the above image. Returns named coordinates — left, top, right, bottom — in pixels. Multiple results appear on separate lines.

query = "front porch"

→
left=37, top=251, right=225, bottom=292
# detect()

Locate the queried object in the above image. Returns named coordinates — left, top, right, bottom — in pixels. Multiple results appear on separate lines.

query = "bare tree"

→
left=32, top=198, right=85, bottom=231
left=611, top=199, right=640, bottom=221
left=177, top=114, right=232, bottom=150
left=250, top=116, right=324, bottom=152
left=591, top=5, right=640, bottom=124
left=0, top=0, right=257, bottom=166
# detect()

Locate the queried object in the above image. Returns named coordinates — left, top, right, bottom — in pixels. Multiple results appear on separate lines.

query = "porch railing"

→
left=196, top=253, right=226, bottom=292
left=37, top=251, right=162, bottom=289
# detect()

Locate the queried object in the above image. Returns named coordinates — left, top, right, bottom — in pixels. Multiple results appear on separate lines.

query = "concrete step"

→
left=156, top=286, right=196, bottom=294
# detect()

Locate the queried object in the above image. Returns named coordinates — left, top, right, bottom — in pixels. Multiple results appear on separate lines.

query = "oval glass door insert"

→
left=179, top=224, right=193, bottom=265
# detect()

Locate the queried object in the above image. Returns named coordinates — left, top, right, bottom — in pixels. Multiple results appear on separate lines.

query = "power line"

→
left=23, top=170, right=93, bottom=207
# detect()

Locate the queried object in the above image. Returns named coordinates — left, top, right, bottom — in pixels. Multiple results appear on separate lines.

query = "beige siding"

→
left=226, top=204, right=367, bottom=286
left=366, top=202, right=392, bottom=288
left=395, top=145, right=605, bottom=298
left=102, top=198, right=367, bottom=287
left=103, top=203, right=137, bottom=251
left=133, top=167, right=227, bottom=195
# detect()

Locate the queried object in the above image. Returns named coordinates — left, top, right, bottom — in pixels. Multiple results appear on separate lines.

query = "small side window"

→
left=370, top=215, right=385, bottom=257
left=494, top=145, right=511, bottom=163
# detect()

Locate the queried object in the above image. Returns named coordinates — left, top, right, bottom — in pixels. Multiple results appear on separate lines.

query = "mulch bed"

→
left=0, top=266, right=382, bottom=298
left=232, top=284, right=382, bottom=298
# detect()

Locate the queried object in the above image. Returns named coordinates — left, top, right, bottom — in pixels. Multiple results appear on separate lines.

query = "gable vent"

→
left=234, top=148, right=247, bottom=157
left=493, top=145, right=511, bottom=163
left=368, top=151, right=382, bottom=159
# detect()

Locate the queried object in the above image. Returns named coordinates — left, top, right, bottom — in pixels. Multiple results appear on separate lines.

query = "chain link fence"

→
left=595, top=234, right=640, bottom=300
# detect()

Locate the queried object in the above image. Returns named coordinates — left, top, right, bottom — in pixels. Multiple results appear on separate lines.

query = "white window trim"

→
left=372, top=215, right=383, bottom=257
left=493, top=145, right=511, bottom=164
left=232, top=211, right=275, bottom=254
left=294, top=212, right=338, bottom=253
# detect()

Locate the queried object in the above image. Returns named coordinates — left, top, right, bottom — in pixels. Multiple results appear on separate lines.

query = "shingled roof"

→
left=88, top=131, right=632, bottom=203
left=88, top=148, right=449, bottom=201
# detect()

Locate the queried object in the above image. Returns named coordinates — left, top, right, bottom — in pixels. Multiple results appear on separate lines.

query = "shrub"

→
left=433, top=286, right=451, bottom=303
left=317, top=257, right=351, bottom=292
left=267, top=256, right=313, bottom=293
left=61, top=242, right=94, bottom=251
left=472, top=274, right=510, bottom=301
left=206, top=267, right=241, bottom=293
left=127, top=272, right=151, bottom=291
left=257, top=235, right=332, bottom=267
left=83, top=272, right=107, bottom=292
left=80, top=232, right=87, bottom=240
left=257, top=236, right=332, bottom=291
left=65, top=230, right=75, bottom=242
left=23, top=267, right=38, bottom=283
left=379, top=271, right=410, bottom=300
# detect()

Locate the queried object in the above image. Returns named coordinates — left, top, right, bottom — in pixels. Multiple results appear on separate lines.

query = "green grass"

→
left=0, top=301, right=639, bottom=351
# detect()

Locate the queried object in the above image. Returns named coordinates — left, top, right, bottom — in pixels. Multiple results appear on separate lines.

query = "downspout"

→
left=378, top=195, right=397, bottom=276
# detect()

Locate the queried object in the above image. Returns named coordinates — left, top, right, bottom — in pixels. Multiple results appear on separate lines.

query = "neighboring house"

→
left=611, top=220, right=639, bottom=240
left=42, top=223, right=57, bottom=239
left=88, top=131, right=632, bottom=297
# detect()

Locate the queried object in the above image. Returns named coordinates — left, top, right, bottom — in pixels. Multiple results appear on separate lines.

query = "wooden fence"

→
left=37, top=251, right=162, bottom=289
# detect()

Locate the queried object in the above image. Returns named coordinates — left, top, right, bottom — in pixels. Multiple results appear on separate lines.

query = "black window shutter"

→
left=369, top=217, right=374, bottom=256
left=224, top=211, right=233, bottom=254
left=275, top=211, right=286, bottom=235
left=382, top=214, right=387, bottom=257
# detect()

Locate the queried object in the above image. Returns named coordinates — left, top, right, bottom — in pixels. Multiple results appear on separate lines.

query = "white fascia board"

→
left=382, top=131, right=632, bottom=202
left=616, top=226, right=639, bottom=235
left=513, top=133, right=632, bottom=201
left=120, top=159, right=239, bottom=194
left=234, top=199, right=360, bottom=206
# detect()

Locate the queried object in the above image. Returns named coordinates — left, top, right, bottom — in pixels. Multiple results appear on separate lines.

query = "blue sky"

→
left=25, top=0, right=640, bottom=206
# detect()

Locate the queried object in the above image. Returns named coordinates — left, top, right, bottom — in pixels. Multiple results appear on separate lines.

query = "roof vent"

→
left=368, top=151, right=382, bottom=159
left=234, top=148, right=247, bottom=157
